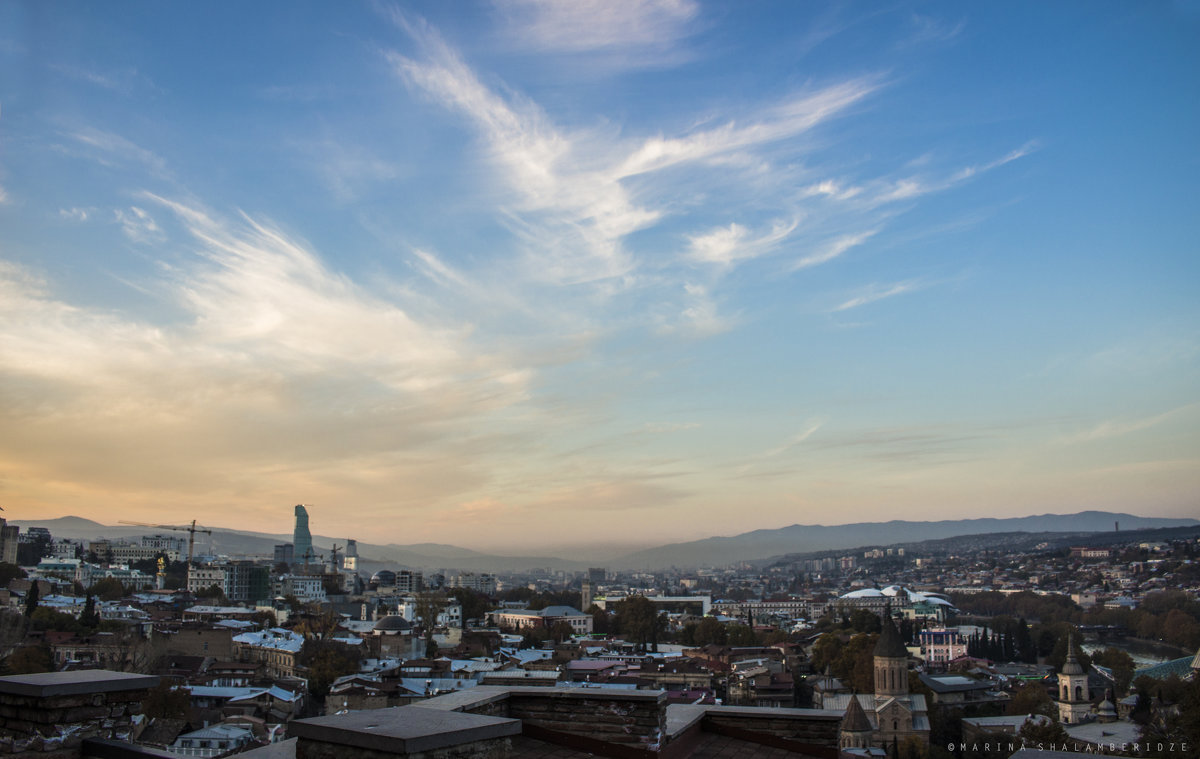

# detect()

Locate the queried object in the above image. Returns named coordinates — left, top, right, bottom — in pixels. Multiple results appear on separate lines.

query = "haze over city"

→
left=1, top=2, right=1197, bottom=553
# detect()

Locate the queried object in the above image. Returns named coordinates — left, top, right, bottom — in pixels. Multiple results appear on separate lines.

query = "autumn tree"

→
left=415, top=591, right=446, bottom=658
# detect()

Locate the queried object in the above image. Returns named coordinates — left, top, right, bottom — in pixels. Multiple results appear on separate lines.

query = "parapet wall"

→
left=0, top=671, right=158, bottom=757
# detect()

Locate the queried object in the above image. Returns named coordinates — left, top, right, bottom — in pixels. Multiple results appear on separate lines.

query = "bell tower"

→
left=874, top=605, right=909, bottom=698
left=1057, top=633, right=1091, bottom=724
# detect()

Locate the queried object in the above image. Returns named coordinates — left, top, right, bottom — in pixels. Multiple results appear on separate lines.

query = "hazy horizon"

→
left=1, top=3, right=1197, bottom=553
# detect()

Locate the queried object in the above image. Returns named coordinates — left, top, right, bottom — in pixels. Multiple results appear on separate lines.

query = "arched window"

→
left=893, top=720, right=898, bottom=731
left=1075, top=685, right=1082, bottom=701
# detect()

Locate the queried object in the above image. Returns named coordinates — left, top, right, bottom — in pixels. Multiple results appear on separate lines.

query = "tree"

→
left=549, top=620, right=575, bottom=643
left=300, top=640, right=359, bottom=699
left=23, top=581, right=39, bottom=618
left=80, top=595, right=100, bottom=629
left=615, top=596, right=665, bottom=652
left=587, top=605, right=611, bottom=635
left=1090, top=647, right=1135, bottom=696
left=6, top=644, right=53, bottom=674
left=194, top=583, right=228, bottom=605
left=141, top=680, right=191, bottom=720
left=726, top=623, right=758, bottom=646
left=0, top=563, right=25, bottom=586
left=1018, top=716, right=1070, bottom=746
left=1006, top=682, right=1054, bottom=717
left=415, top=591, right=445, bottom=658
left=693, top=616, right=727, bottom=647
left=448, top=587, right=491, bottom=626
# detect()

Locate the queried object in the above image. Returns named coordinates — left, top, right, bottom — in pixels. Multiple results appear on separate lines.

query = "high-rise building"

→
left=293, top=505, right=313, bottom=564
left=274, top=543, right=294, bottom=565
left=0, top=519, right=18, bottom=564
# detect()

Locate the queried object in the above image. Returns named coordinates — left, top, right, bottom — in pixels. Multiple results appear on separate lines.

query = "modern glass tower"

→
left=293, top=504, right=313, bottom=563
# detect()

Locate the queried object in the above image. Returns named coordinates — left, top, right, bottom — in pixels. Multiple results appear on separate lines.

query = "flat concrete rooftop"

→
left=289, top=706, right=521, bottom=755
left=0, top=670, right=159, bottom=697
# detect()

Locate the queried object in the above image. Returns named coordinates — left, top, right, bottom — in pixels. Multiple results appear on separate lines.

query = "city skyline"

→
left=1, top=2, right=1197, bottom=552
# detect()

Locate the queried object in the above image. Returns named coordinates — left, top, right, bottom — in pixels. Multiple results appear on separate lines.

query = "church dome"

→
left=373, top=615, right=412, bottom=632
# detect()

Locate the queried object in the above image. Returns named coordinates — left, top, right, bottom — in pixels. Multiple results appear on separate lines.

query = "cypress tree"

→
left=23, top=581, right=39, bottom=617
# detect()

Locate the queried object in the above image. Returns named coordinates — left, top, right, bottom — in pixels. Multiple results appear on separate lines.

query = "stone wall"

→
left=701, top=705, right=841, bottom=746
left=504, top=691, right=665, bottom=749
left=0, top=671, right=158, bottom=757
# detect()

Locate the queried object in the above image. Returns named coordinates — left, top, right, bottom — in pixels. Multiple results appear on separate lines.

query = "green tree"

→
left=23, top=581, right=39, bottom=617
left=1006, top=682, right=1055, bottom=717
left=0, top=563, right=25, bottom=586
left=448, top=587, right=491, bottom=626
left=79, top=595, right=100, bottom=629
left=615, top=596, right=666, bottom=652
left=1090, top=647, right=1135, bottom=696
left=693, top=616, right=728, bottom=647
left=88, top=577, right=128, bottom=602
left=1018, top=716, right=1070, bottom=747
left=300, top=641, right=359, bottom=699
left=549, top=620, right=575, bottom=643
left=194, top=583, right=228, bottom=605
left=726, top=623, right=758, bottom=646
left=6, top=644, right=53, bottom=674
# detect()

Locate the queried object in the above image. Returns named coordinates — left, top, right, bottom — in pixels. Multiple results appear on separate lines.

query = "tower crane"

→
left=118, top=519, right=212, bottom=569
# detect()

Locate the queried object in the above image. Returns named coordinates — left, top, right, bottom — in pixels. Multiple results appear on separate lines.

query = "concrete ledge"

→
left=663, top=704, right=707, bottom=740
left=700, top=705, right=844, bottom=721
left=0, top=671, right=159, bottom=698
left=289, top=706, right=520, bottom=755
left=82, top=738, right=180, bottom=759
left=410, top=687, right=512, bottom=713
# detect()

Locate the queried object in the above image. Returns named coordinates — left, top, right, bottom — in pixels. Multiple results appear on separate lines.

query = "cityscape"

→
left=1, top=2, right=1198, bottom=759
left=0, top=506, right=1197, bottom=758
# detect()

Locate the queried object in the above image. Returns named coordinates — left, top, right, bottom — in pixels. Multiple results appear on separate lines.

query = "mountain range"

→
left=11, top=510, right=1197, bottom=572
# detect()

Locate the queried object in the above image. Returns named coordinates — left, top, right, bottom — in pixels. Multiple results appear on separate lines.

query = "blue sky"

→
left=1, top=1, right=1197, bottom=555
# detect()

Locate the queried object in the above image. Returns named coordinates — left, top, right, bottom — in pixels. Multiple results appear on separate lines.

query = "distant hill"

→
left=13, top=510, right=1197, bottom=573
left=611, top=511, right=1200, bottom=569
left=8, top=516, right=587, bottom=572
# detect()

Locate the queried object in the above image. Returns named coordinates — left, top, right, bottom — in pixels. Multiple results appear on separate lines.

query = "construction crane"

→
left=119, top=519, right=212, bottom=569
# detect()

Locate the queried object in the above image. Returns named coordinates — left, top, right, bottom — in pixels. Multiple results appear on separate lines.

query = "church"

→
left=819, top=608, right=931, bottom=753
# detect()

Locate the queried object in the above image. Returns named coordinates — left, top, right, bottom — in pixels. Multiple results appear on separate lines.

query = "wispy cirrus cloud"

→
left=1063, top=403, right=1200, bottom=445
left=834, top=279, right=923, bottom=312
left=687, top=218, right=798, bottom=266
left=63, top=127, right=171, bottom=178
left=114, top=206, right=163, bottom=243
left=793, top=230, right=879, bottom=271
left=386, top=12, right=883, bottom=293
left=496, top=0, right=700, bottom=61
left=51, top=63, right=155, bottom=96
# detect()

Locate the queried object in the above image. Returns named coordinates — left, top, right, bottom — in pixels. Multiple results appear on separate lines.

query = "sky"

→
left=0, top=1, right=1197, bottom=557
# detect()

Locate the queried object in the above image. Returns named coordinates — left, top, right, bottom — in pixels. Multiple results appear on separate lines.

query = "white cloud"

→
left=793, top=230, right=878, bottom=270
left=66, top=127, right=170, bottom=178
left=1064, top=403, right=1200, bottom=444
left=388, top=16, right=880, bottom=288
left=114, top=206, right=163, bottom=244
left=58, top=207, right=92, bottom=222
left=834, top=279, right=922, bottom=311
left=51, top=63, right=153, bottom=96
left=687, top=217, right=798, bottom=266
left=498, top=0, right=699, bottom=57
